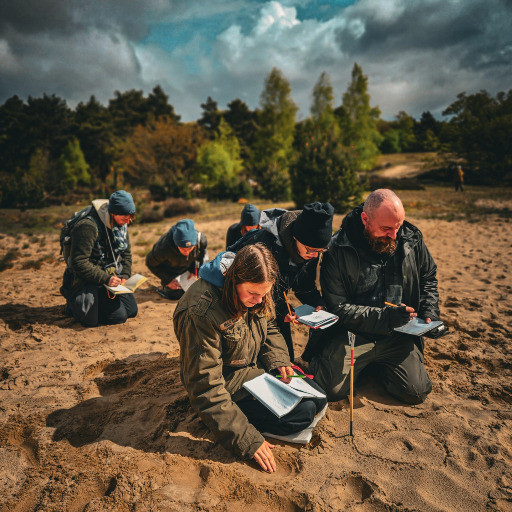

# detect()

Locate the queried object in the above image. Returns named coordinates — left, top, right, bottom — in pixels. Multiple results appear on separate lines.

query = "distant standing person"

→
left=60, top=190, right=138, bottom=327
left=146, top=219, right=208, bottom=300
left=225, top=204, right=260, bottom=249
left=454, top=165, right=464, bottom=192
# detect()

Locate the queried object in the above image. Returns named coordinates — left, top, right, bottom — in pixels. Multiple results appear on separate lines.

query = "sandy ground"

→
left=1, top=202, right=512, bottom=512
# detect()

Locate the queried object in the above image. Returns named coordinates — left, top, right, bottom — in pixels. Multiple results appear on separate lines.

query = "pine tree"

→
left=253, top=67, right=298, bottom=200
left=338, top=63, right=382, bottom=171
left=291, top=72, right=363, bottom=211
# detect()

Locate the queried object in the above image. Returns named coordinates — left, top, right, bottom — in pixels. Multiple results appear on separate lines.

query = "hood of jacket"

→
left=92, top=199, right=111, bottom=229
left=259, top=208, right=305, bottom=265
left=198, top=251, right=236, bottom=288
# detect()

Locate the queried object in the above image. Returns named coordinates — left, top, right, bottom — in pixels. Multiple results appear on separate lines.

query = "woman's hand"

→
left=253, top=441, right=276, bottom=473
left=284, top=312, right=299, bottom=324
left=277, top=365, right=294, bottom=384
left=167, top=280, right=182, bottom=290
left=108, top=276, right=122, bottom=287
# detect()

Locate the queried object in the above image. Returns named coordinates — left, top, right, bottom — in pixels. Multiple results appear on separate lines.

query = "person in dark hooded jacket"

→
left=61, top=190, right=138, bottom=327
left=225, top=203, right=260, bottom=249
left=173, top=244, right=327, bottom=473
left=145, top=219, right=208, bottom=300
left=228, top=202, right=335, bottom=361
left=304, top=189, right=439, bottom=405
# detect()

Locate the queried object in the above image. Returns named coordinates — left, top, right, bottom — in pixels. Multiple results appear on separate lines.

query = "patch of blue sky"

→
left=294, top=0, right=356, bottom=21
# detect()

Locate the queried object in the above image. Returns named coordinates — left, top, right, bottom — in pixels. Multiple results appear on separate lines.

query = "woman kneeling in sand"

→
left=173, top=244, right=326, bottom=472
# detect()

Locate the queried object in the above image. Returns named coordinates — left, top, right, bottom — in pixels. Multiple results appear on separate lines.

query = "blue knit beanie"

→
left=172, top=219, right=197, bottom=247
left=108, top=190, right=136, bottom=215
left=240, top=204, right=260, bottom=226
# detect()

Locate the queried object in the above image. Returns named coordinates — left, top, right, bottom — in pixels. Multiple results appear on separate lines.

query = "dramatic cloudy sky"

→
left=1, top=0, right=511, bottom=121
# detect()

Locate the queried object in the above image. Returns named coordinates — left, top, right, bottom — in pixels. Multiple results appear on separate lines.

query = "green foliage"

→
left=291, top=117, right=363, bottom=212
left=224, top=99, right=258, bottom=170
left=442, top=89, right=512, bottom=183
left=380, top=129, right=402, bottom=153
left=55, top=138, right=90, bottom=194
left=253, top=67, right=298, bottom=201
left=338, top=63, right=382, bottom=171
left=198, top=96, right=221, bottom=139
left=311, top=71, right=334, bottom=121
left=196, top=119, right=244, bottom=200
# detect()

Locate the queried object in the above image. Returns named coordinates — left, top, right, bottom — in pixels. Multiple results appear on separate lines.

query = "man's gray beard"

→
left=364, top=226, right=397, bottom=255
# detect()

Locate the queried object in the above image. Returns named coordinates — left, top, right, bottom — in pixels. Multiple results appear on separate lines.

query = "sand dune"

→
left=1, top=207, right=511, bottom=511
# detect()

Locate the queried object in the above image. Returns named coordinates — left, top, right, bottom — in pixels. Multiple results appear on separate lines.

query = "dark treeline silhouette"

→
left=1, top=66, right=511, bottom=210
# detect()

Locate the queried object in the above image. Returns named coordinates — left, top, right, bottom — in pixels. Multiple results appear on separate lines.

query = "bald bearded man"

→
left=304, top=189, right=440, bottom=404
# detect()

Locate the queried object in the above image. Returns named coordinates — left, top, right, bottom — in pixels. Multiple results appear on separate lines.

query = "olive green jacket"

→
left=173, top=278, right=291, bottom=459
left=69, top=199, right=132, bottom=292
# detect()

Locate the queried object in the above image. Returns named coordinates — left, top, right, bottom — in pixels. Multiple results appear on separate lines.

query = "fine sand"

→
left=1, top=202, right=511, bottom=511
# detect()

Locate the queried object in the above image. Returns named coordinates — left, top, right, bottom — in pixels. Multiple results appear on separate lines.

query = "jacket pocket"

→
left=221, top=321, right=250, bottom=367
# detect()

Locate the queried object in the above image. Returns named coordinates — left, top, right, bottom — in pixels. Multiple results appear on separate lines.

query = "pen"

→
left=283, top=291, right=299, bottom=324
left=277, top=375, right=306, bottom=379
left=384, top=301, right=399, bottom=307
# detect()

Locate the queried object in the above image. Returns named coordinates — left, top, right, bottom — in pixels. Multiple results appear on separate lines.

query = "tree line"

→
left=1, top=63, right=510, bottom=210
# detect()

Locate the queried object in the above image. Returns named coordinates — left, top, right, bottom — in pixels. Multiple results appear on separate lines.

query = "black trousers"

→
left=310, top=331, right=432, bottom=405
left=236, top=377, right=327, bottom=436
left=276, top=299, right=294, bottom=361
left=67, top=284, right=138, bottom=327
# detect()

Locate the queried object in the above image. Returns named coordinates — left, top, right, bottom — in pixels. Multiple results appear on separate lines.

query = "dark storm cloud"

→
left=335, top=0, right=512, bottom=70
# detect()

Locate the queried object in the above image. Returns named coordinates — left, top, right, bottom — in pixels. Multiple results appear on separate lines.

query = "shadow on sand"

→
left=46, top=352, right=237, bottom=465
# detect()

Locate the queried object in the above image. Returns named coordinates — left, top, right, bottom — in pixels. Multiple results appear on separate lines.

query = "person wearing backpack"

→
left=60, top=190, right=138, bottom=327
left=145, top=219, right=208, bottom=300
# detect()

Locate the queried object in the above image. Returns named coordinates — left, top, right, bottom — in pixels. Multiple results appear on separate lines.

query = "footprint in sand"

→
left=317, top=473, right=377, bottom=507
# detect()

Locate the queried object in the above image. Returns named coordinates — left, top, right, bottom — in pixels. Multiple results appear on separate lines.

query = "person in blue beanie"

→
left=146, top=219, right=208, bottom=300
left=225, top=204, right=260, bottom=249
left=60, top=190, right=139, bottom=327
left=174, top=244, right=327, bottom=473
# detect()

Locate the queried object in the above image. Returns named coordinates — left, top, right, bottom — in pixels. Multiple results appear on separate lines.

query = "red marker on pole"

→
left=348, top=331, right=356, bottom=436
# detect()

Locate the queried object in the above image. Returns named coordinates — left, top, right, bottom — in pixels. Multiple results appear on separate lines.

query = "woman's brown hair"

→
left=222, top=243, right=279, bottom=319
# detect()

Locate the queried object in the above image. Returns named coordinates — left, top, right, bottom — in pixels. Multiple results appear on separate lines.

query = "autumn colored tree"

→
left=118, top=118, right=204, bottom=199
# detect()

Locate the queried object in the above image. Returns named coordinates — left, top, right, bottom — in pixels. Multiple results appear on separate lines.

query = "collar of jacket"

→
left=335, top=204, right=422, bottom=258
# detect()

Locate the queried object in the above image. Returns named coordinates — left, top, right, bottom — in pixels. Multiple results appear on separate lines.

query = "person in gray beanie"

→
left=225, top=204, right=261, bottom=249
left=228, top=202, right=335, bottom=360
left=60, top=190, right=138, bottom=327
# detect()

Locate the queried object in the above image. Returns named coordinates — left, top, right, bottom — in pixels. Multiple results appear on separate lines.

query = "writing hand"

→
left=315, top=305, right=325, bottom=311
left=276, top=365, right=294, bottom=384
left=284, top=313, right=299, bottom=324
left=253, top=441, right=276, bottom=473
left=424, top=317, right=431, bottom=324
left=387, top=304, right=416, bottom=328
left=167, top=280, right=182, bottom=290
left=108, top=276, right=122, bottom=287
